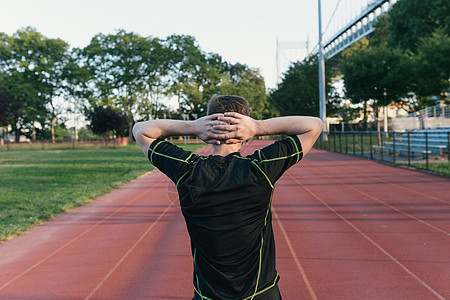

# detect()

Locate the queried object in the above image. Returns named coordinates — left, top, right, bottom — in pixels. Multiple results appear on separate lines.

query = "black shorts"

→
left=257, top=284, right=282, bottom=300
left=192, top=285, right=282, bottom=300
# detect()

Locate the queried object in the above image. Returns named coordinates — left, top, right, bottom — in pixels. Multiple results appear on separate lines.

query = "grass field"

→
left=409, top=162, right=450, bottom=176
left=0, top=143, right=204, bottom=243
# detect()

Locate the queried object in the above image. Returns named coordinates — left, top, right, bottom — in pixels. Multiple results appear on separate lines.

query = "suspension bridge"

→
left=276, top=0, right=397, bottom=83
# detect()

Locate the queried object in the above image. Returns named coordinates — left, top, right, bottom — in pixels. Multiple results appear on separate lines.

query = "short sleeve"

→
left=248, top=135, right=303, bottom=185
left=148, top=139, right=196, bottom=184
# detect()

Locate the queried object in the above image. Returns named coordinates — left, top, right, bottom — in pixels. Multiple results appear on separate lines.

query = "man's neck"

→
left=211, top=143, right=242, bottom=156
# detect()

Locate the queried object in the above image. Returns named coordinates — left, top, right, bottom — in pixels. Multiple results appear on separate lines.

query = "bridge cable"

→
left=323, top=0, right=343, bottom=35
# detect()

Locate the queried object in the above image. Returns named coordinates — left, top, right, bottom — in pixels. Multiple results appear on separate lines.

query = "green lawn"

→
left=409, top=162, right=450, bottom=176
left=0, top=143, right=204, bottom=242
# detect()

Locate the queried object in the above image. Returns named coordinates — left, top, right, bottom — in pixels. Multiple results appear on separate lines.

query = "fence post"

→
left=339, top=132, right=342, bottom=153
left=392, top=131, right=396, bottom=164
left=380, top=132, right=384, bottom=162
left=327, top=132, right=331, bottom=151
left=370, top=131, right=373, bottom=160
left=320, top=133, right=323, bottom=149
left=333, top=132, right=336, bottom=152
left=425, top=132, right=429, bottom=170
left=345, top=133, right=348, bottom=154
left=408, top=132, right=411, bottom=167
left=353, top=132, right=356, bottom=155
left=360, top=132, right=364, bottom=157
left=448, top=131, right=449, bottom=163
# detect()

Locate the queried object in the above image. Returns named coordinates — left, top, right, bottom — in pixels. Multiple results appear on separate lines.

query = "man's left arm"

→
left=133, top=114, right=230, bottom=156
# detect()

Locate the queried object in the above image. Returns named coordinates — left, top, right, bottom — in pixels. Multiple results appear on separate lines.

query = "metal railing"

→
left=392, top=104, right=450, bottom=131
left=315, top=130, right=450, bottom=175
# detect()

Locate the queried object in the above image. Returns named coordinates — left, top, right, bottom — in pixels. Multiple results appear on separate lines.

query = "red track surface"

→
left=0, top=140, right=449, bottom=299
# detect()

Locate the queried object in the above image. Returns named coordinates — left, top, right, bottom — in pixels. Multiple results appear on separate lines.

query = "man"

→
left=133, top=95, right=322, bottom=300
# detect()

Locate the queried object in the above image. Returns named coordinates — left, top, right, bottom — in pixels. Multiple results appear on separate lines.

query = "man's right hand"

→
left=194, top=113, right=238, bottom=144
left=215, top=113, right=323, bottom=156
left=214, top=112, right=265, bottom=143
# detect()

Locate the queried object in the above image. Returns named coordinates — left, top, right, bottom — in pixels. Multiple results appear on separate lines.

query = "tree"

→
left=413, top=28, right=450, bottom=103
left=0, top=89, right=21, bottom=126
left=341, top=41, right=414, bottom=140
left=83, top=30, right=152, bottom=138
left=0, top=27, right=69, bottom=141
left=136, top=37, right=172, bottom=121
left=268, top=55, right=336, bottom=118
left=60, top=48, right=92, bottom=141
left=0, top=88, right=21, bottom=143
left=387, top=0, right=450, bottom=52
left=214, top=63, right=273, bottom=119
left=165, top=34, right=225, bottom=116
left=370, top=1, right=450, bottom=108
left=87, top=106, right=128, bottom=145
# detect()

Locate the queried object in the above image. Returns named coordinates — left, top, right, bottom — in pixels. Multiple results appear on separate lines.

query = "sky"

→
left=0, top=0, right=367, bottom=89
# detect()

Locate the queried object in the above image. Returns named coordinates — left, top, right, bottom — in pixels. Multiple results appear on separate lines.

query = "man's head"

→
left=207, top=95, right=250, bottom=116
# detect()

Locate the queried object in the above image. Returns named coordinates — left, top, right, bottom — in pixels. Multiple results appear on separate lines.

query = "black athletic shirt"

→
left=148, top=136, right=303, bottom=300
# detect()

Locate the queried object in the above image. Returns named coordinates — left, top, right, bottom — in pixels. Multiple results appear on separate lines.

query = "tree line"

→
left=1, top=0, right=448, bottom=143
left=0, top=29, right=272, bottom=142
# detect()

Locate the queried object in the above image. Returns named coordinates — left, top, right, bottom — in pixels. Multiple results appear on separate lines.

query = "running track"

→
left=0, top=140, right=449, bottom=299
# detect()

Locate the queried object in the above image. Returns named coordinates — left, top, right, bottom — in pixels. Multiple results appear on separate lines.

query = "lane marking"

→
left=361, top=173, right=449, bottom=205
left=84, top=201, right=175, bottom=300
left=317, top=154, right=450, bottom=205
left=272, top=207, right=318, bottom=300
left=287, top=172, right=446, bottom=300
left=304, top=167, right=450, bottom=236
left=0, top=175, right=156, bottom=292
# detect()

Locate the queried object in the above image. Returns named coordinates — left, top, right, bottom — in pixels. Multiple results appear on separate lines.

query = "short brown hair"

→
left=207, top=95, right=250, bottom=116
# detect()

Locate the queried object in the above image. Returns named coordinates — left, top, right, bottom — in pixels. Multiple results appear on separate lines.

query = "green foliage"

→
left=0, top=89, right=21, bottom=127
left=83, top=30, right=154, bottom=137
left=0, top=27, right=275, bottom=138
left=387, top=0, right=450, bottom=52
left=165, top=34, right=226, bottom=116
left=338, top=0, right=450, bottom=119
left=413, top=28, right=450, bottom=100
left=0, top=27, right=69, bottom=141
left=268, top=55, right=336, bottom=117
left=213, top=63, right=273, bottom=119
left=87, top=106, right=129, bottom=138
left=34, top=122, right=70, bottom=140
left=341, top=43, right=414, bottom=109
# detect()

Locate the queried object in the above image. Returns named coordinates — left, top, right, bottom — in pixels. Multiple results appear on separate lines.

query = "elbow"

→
left=313, top=117, right=323, bottom=133
left=313, top=118, right=324, bottom=138
left=132, top=122, right=142, bottom=141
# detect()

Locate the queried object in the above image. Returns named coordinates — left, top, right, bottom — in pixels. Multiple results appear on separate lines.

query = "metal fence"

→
left=392, top=104, right=450, bottom=131
left=315, top=130, right=450, bottom=174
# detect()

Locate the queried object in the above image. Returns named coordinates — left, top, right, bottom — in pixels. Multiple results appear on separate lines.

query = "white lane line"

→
left=308, top=167, right=450, bottom=236
left=272, top=207, right=318, bottom=300
left=287, top=173, right=446, bottom=300
left=84, top=201, right=175, bottom=300
left=317, top=154, right=450, bottom=205
left=364, top=175, right=449, bottom=205
left=0, top=176, right=154, bottom=292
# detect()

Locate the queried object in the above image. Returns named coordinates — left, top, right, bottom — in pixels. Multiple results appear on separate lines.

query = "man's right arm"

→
left=214, top=113, right=323, bottom=157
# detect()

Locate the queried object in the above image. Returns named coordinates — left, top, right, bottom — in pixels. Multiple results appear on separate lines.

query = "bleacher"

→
left=373, top=128, right=449, bottom=158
